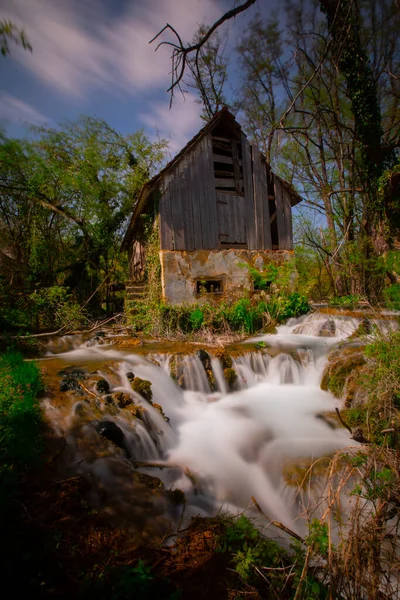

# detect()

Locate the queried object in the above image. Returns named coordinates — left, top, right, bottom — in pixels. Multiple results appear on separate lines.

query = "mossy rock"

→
left=112, top=391, right=133, bottom=408
left=133, top=471, right=165, bottom=491
left=167, top=488, right=186, bottom=506
left=60, top=377, right=82, bottom=392
left=132, top=377, right=153, bottom=403
left=128, top=404, right=145, bottom=420
left=214, top=349, right=233, bottom=369
left=95, top=378, right=110, bottom=394
left=205, top=368, right=217, bottom=392
left=321, top=349, right=366, bottom=399
left=153, top=403, right=170, bottom=423
left=349, top=318, right=372, bottom=340
left=224, top=367, right=237, bottom=392
left=197, top=348, right=211, bottom=370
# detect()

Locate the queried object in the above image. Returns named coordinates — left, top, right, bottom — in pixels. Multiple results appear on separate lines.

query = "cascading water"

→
left=40, top=311, right=395, bottom=536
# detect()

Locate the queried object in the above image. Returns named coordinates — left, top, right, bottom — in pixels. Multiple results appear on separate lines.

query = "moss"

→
left=132, top=377, right=153, bottom=403
left=152, top=403, right=169, bottom=422
left=214, top=349, right=233, bottom=369
left=112, top=392, right=132, bottom=408
left=133, top=471, right=164, bottom=491
left=224, top=367, right=237, bottom=392
left=205, top=368, right=217, bottom=391
left=128, top=404, right=145, bottom=420
left=321, top=349, right=366, bottom=398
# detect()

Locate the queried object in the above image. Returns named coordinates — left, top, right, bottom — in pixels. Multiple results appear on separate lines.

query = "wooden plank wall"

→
left=158, top=131, right=294, bottom=252
left=273, top=176, right=294, bottom=250
left=216, top=192, right=246, bottom=244
left=158, top=134, right=218, bottom=250
left=252, top=146, right=272, bottom=250
left=241, top=133, right=256, bottom=249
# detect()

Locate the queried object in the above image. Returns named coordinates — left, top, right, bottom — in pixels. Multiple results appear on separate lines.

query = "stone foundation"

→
left=160, top=249, right=294, bottom=304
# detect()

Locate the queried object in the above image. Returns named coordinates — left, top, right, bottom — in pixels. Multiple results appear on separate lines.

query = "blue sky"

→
left=0, top=0, right=271, bottom=155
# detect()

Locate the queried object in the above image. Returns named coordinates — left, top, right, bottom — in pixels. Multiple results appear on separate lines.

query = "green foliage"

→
left=306, top=519, right=330, bottom=557
left=0, top=120, right=167, bottom=330
left=218, top=516, right=287, bottom=585
left=0, top=351, right=43, bottom=504
left=29, top=285, right=87, bottom=330
left=329, top=295, right=362, bottom=309
left=267, top=292, right=310, bottom=323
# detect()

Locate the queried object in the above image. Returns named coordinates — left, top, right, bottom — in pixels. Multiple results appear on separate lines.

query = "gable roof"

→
left=121, top=108, right=302, bottom=250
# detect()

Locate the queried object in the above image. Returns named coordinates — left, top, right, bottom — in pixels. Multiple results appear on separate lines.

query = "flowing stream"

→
left=38, top=310, right=396, bottom=538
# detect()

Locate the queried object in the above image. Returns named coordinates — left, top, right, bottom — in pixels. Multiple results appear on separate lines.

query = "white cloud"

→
left=140, top=92, right=203, bottom=154
left=2, top=0, right=225, bottom=98
left=0, top=92, right=49, bottom=126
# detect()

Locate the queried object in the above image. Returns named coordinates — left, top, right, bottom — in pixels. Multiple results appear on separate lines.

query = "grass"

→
left=0, top=350, right=43, bottom=503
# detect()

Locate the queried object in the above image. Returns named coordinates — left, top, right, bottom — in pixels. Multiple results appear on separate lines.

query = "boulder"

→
left=319, top=320, right=336, bottom=337
left=224, top=368, right=237, bottom=392
left=60, top=377, right=81, bottom=392
left=321, top=347, right=366, bottom=403
left=214, top=349, right=233, bottom=369
left=132, top=377, right=153, bottom=403
left=94, top=420, right=125, bottom=451
left=95, top=378, right=110, bottom=394
left=197, top=348, right=211, bottom=370
left=112, top=391, right=133, bottom=409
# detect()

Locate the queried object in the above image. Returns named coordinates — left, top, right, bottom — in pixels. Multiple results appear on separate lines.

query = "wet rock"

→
left=73, top=400, right=90, bottom=415
left=96, top=378, right=110, bottom=394
left=112, top=391, right=132, bottom=409
left=224, top=368, right=237, bottom=392
left=167, top=488, right=186, bottom=505
left=153, top=403, right=170, bottom=423
left=214, top=349, right=232, bottom=369
left=350, top=318, right=372, bottom=339
left=205, top=368, right=217, bottom=392
left=133, top=472, right=165, bottom=491
left=126, top=371, right=135, bottom=382
left=197, top=348, right=211, bottom=370
left=319, top=320, right=336, bottom=337
left=128, top=404, right=145, bottom=420
left=321, top=347, right=366, bottom=402
left=94, top=420, right=126, bottom=451
left=60, top=377, right=81, bottom=392
left=104, top=395, right=114, bottom=404
left=132, top=377, right=153, bottom=403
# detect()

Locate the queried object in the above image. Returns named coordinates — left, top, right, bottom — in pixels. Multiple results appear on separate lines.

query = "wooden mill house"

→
left=122, top=108, right=302, bottom=304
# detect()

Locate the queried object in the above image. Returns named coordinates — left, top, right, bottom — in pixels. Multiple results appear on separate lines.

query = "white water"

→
left=42, top=312, right=383, bottom=534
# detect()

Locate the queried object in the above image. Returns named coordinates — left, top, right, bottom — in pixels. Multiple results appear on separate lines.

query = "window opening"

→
left=196, top=279, right=223, bottom=294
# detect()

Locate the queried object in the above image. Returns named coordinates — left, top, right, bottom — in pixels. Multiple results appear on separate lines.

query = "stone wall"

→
left=160, top=249, right=293, bottom=304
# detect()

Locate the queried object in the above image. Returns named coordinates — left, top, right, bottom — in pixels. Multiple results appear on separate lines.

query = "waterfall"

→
left=40, top=311, right=391, bottom=534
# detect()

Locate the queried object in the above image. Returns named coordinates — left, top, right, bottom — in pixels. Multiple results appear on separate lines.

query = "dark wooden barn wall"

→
left=241, top=134, right=256, bottom=249
left=159, top=134, right=218, bottom=251
left=273, top=176, right=293, bottom=250
left=252, top=146, right=272, bottom=250
left=216, top=192, right=247, bottom=244
left=158, top=131, right=294, bottom=252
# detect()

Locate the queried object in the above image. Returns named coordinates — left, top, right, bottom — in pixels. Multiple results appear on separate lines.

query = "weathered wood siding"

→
left=158, top=131, right=294, bottom=252
left=273, top=176, right=293, bottom=250
left=252, top=146, right=272, bottom=250
left=216, top=192, right=247, bottom=244
left=241, top=134, right=256, bottom=249
left=159, top=134, right=218, bottom=250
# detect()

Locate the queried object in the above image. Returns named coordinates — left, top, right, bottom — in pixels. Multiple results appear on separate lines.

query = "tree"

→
left=186, top=24, right=230, bottom=120
left=0, top=119, right=167, bottom=324
left=0, top=19, right=31, bottom=56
